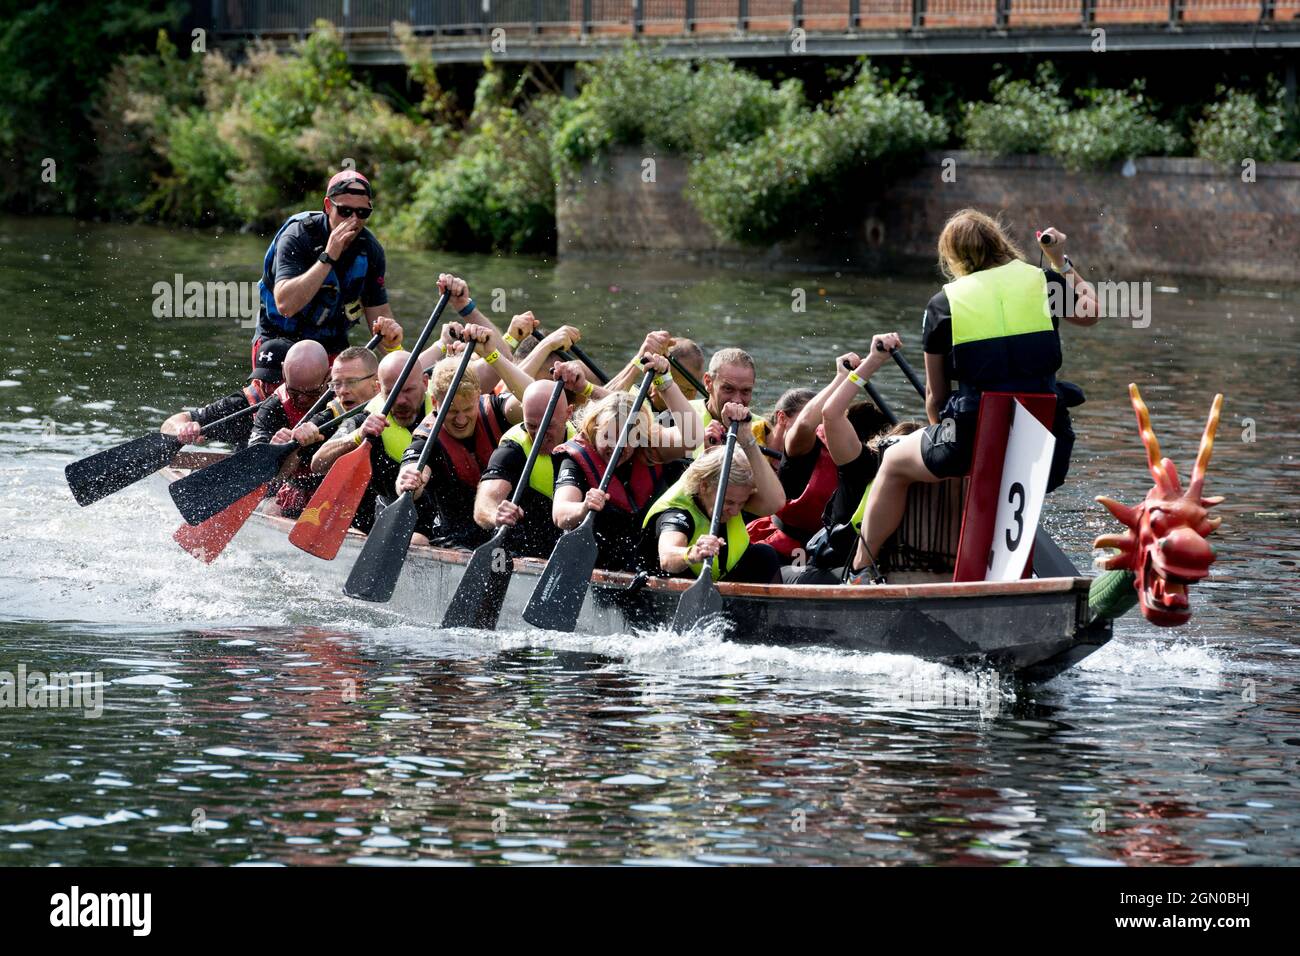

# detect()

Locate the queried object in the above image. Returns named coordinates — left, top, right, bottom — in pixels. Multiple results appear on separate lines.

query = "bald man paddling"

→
left=311, top=349, right=435, bottom=541
left=246, top=340, right=332, bottom=516
left=473, top=376, right=580, bottom=558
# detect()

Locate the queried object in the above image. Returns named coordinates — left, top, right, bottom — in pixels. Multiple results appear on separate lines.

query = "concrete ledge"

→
left=556, top=148, right=1300, bottom=284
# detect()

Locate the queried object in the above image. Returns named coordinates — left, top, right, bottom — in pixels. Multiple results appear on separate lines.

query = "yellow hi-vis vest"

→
left=943, top=259, right=1059, bottom=390
left=365, top=392, right=433, bottom=463
left=688, top=398, right=770, bottom=459
left=498, top=420, right=577, bottom=500
left=850, top=481, right=875, bottom=536
left=643, top=475, right=750, bottom=579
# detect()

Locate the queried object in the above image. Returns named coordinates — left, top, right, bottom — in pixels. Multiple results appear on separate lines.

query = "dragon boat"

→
left=159, top=385, right=1224, bottom=684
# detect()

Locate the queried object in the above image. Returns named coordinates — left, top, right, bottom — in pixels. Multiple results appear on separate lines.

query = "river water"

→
left=0, top=215, right=1297, bottom=866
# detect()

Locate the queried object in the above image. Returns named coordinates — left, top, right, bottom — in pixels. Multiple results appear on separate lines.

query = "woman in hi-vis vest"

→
left=849, top=208, right=1098, bottom=585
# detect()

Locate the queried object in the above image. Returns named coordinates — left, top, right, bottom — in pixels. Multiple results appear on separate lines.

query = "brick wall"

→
left=556, top=149, right=1300, bottom=284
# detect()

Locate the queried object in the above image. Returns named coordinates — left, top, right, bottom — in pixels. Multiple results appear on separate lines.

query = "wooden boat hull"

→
left=164, top=453, right=1113, bottom=684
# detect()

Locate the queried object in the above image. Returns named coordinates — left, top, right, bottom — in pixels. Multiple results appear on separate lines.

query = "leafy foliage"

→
left=551, top=45, right=803, bottom=176
left=962, top=64, right=1068, bottom=156
left=391, top=65, right=557, bottom=253
left=689, top=65, right=948, bottom=244
left=1047, top=82, right=1184, bottom=171
left=0, top=0, right=183, bottom=215
left=1192, top=85, right=1293, bottom=164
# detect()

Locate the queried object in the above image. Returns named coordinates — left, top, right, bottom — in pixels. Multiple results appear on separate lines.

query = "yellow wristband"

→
left=503, top=333, right=519, bottom=350
left=435, top=341, right=446, bottom=356
left=353, top=429, right=365, bottom=446
left=653, top=374, right=673, bottom=391
left=847, top=370, right=867, bottom=390
left=484, top=349, right=501, bottom=365
left=580, top=381, right=595, bottom=399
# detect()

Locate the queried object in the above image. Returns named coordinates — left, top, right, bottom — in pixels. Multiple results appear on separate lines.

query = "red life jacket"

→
left=747, top=426, right=839, bottom=557
left=432, top=394, right=505, bottom=487
left=558, top=437, right=662, bottom=514
left=272, top=383, right=312, bottom=428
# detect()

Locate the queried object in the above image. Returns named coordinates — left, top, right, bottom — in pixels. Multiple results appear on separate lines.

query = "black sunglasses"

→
left=334, top=205, right=372, bottom=220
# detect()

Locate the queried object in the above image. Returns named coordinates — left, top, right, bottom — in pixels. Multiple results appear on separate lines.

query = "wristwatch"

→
left=318, top=251, right=337, bottom=267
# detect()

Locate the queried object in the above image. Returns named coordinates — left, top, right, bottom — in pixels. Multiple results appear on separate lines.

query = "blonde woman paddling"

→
left=644, top=403, right=788, bottom=585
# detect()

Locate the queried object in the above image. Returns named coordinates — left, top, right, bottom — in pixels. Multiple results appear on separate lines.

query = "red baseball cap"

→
left=326, top=170, right=372, bottom=199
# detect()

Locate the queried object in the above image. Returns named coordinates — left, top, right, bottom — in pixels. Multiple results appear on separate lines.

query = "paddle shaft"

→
left=703, top=420, right=741, bottom=566
left=441, top=377, right=571, bottom=629
left=566, top=342, right=608, bottom=385
left=375, top=292, right=450, bottom=421
left=595, top=366, right=656, bottom=497
left=407, top=333, right=479, bottom=475
left=889, top=347, right=926, bottom=397
left=667, top=354, right=706, bottom=396
left=671, top=418, right=741, bottom=630
left=289, top=402, right=369, bottom=449
left=188, top=395, right=271, bottom=439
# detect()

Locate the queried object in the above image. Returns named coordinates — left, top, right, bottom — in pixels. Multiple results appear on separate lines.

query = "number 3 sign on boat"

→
left=988, top=400, right=1056, bottom=581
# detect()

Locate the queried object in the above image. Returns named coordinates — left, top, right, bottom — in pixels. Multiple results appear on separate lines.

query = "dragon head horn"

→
left=1128, top=383, right=1181, bottom=497
left=1187, top=393, right=1224, bottom=501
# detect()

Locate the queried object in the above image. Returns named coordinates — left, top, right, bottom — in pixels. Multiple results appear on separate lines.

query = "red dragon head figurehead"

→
left=1093, top=384, right=1224, bottom=627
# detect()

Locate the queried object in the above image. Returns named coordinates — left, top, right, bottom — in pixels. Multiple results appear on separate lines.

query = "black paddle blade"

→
left=672, top=570, right=725, bottom=633
left=521, top=522, right=598, bottom=632
left=343, top=493, right=418, bottom=603
left=169, top=442, right=294, bottom=525
left=442, top=531, right=513, bottom=630
left=65, top=432, right=183, bottom=507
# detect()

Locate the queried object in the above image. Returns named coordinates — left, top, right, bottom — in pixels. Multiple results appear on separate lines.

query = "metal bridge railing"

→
left=210, top=0, right=1300, bottom=38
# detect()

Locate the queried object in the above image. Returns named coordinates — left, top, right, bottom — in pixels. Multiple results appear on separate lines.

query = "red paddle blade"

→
left=173, top=483, right=268, bottom=563
left=288, top=442, right=372, bottom=561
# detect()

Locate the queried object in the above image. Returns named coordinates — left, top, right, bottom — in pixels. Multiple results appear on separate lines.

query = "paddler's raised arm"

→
left=605, top=330, right=673, bottom=395
left=785, top=351, right=854, bottom=458
left=516, top=324, right=581, bottom=381
left=310, top=409, right=385, bottom=473
left=461, top=323, right=530, bottom=423
left=725, top=402, right=786, bottom=516
left=417, top=274, right=512, bottom=379
left=1038, top=227, right=1098, bottom=326
left=639, top=352, right=701, bottom=457
left=822, top=335, right=900, bottom=464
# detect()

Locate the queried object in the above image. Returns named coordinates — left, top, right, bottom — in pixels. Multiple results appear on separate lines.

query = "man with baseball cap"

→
left=252, top=169, right=402, bottom=369
left=159, top=337, right=291, bottom=450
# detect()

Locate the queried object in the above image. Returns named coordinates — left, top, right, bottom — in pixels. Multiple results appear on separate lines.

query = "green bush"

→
left=94, top=22, right=440, bottom=230
left=391, top=66, right=558, bottom=254
left=1049, top=82, right=1183, bottom=171
left=551, top=46, right=802, bottom=176
left=963, top=65, right=1068, bottom=155
left=689, top=65, right=947, bottom=244
left=0, top=0, right=182, bottom=216
left=1192, top=86, right=1291, bottom=164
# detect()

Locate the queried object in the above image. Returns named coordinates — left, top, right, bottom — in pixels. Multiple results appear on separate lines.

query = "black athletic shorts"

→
left=919, top=405, right=1075, bottom=489
left=919, top=413, right=977, bottom=480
